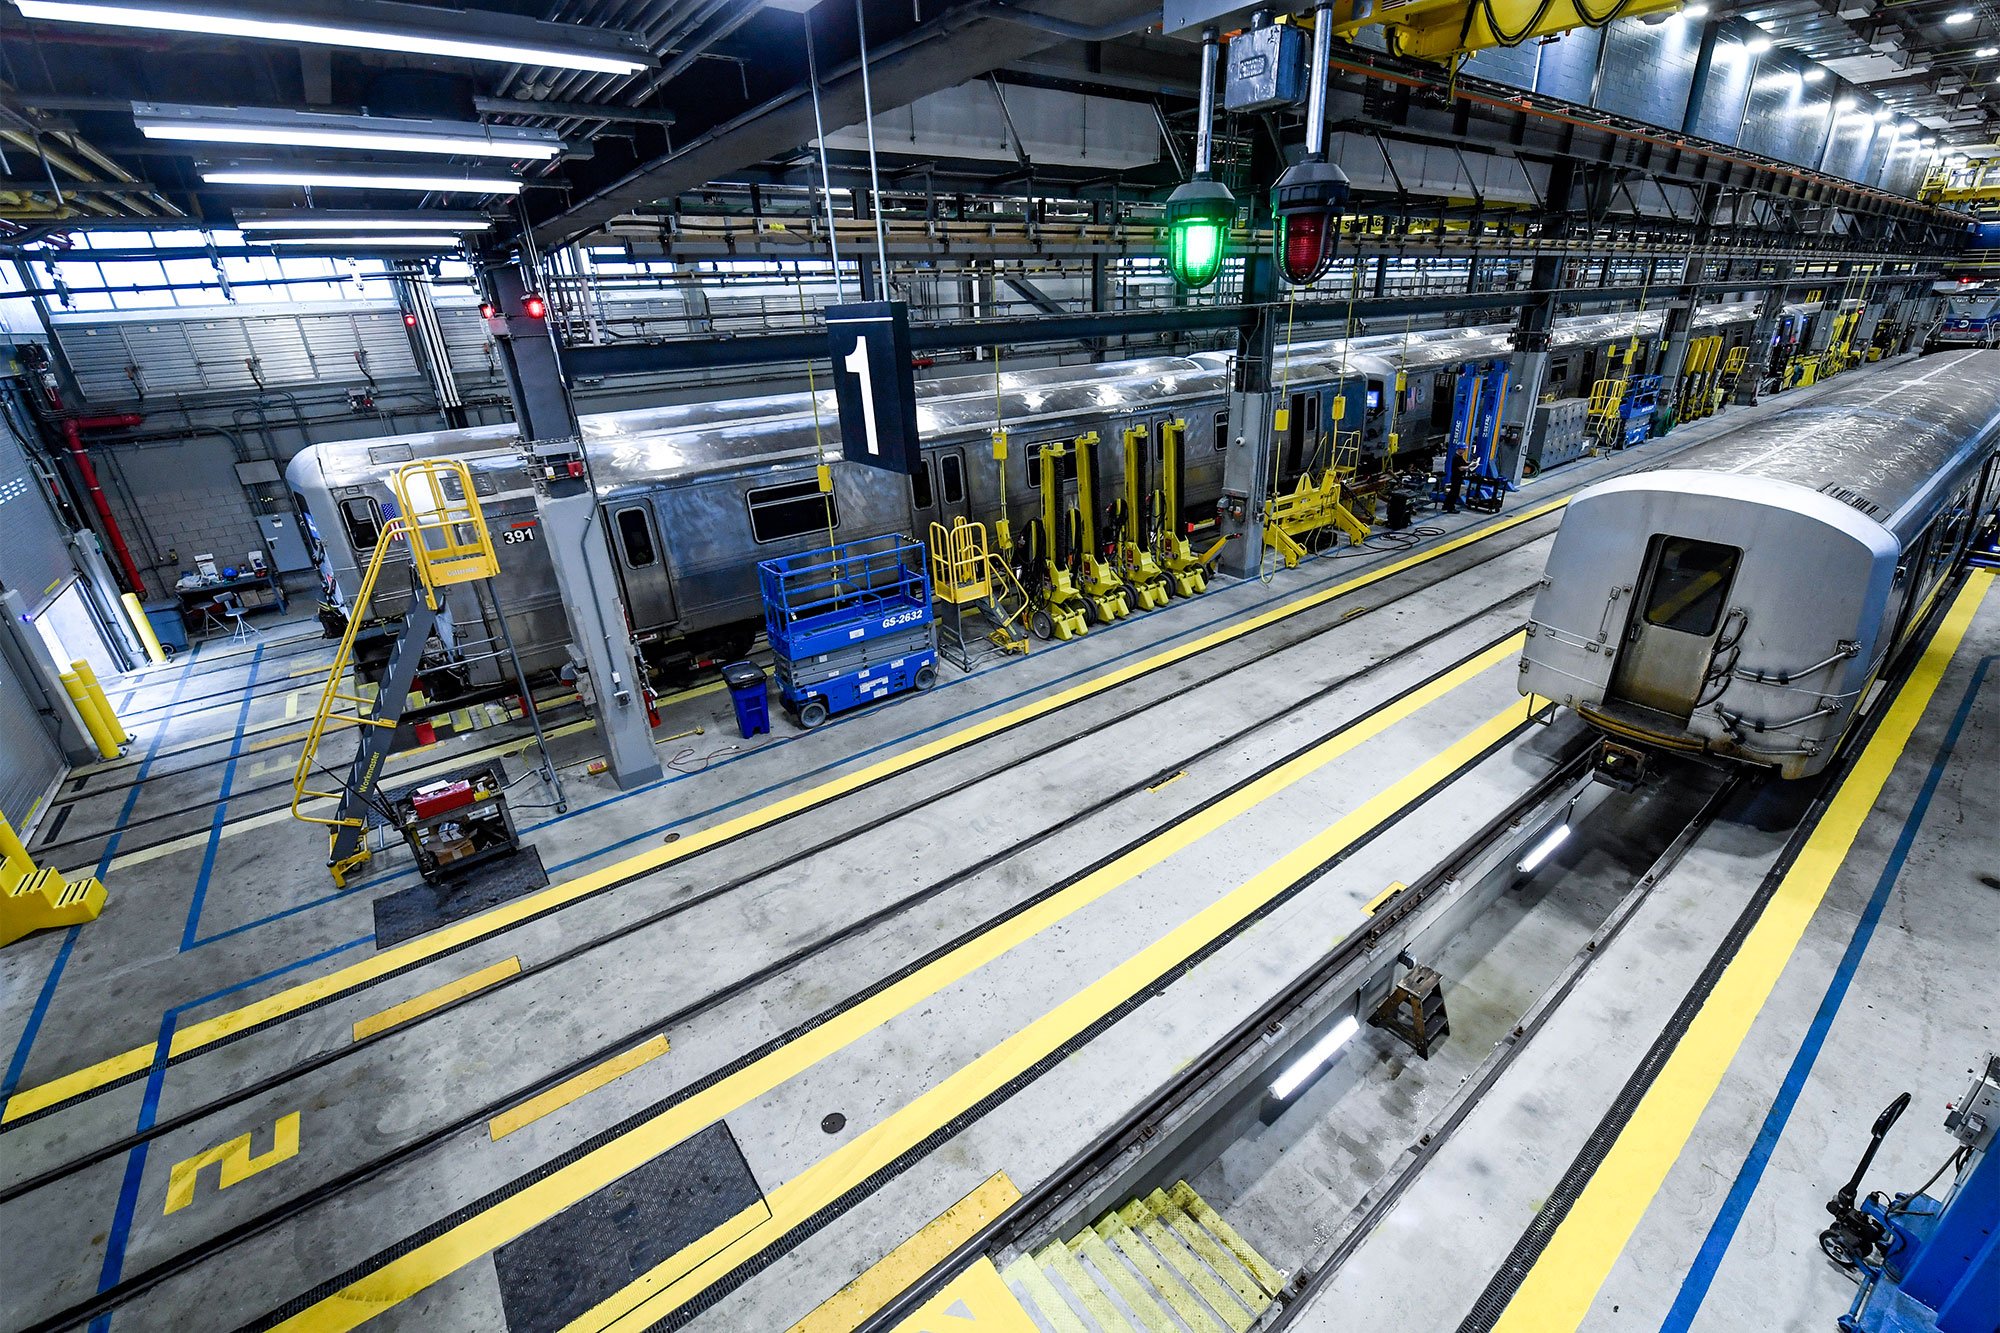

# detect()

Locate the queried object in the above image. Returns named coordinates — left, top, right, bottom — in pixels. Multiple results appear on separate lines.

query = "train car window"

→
left=615, top=506, right=657, bottom=568
left=1214, top=410, right=1229, bottom=449
left=1304, top=396, right=1320, bottom=433
left=1025, top=442, right=1079, bottom=488
left=911, top=458, right=935, bottom=509
left=940, top=454, right=966, bottom=505
left=339, top=496, right=383, bottom=549
left=1641, top=537, right=1740, bottom=636
left=748, top=479, right=841, bottom=543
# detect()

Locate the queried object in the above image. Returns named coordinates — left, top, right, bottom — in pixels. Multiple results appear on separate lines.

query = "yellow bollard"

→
left=122, top=592, right=168, bottom=666
left=71, top=659, right=132, bottom=745
left=61, top=669, right=123, bottom=760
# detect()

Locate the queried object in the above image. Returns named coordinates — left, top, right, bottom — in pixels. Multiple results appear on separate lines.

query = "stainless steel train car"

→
left=288, top=300, right=1776, bottom=689
left=1519, top=349, right=2000, bottom=780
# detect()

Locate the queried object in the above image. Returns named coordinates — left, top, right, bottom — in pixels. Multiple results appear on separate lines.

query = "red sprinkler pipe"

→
left=61, top=414, right=146, bottom=594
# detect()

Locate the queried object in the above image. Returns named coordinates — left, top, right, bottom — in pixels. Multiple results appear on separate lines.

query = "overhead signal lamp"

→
left=522, top=293, right=548, bottom=320
left=1272, top=158, right=1351, bottom=287
left=1164, top=177, right=1236, bottom=290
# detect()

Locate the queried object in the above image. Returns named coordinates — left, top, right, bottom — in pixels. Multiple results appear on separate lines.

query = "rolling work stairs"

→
left=1001, top=1181, right=1286, bottom=1332
left=929, top=517, right=1032, bottom=670
left=290, top=459, right=560, bottom=886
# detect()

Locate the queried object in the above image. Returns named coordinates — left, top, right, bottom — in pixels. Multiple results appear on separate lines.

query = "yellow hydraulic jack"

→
left=1028, top=441, right=1091, bottom=641
left=1114, top=424, right=1170, bottom=610
left=1068, top=431, right=1131, bottom=625
left=1153, top=419, right=1208, bottom=597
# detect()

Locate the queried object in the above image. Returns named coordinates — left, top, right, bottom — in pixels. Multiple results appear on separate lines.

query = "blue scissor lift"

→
left=758, top=534, right=939, bottom=729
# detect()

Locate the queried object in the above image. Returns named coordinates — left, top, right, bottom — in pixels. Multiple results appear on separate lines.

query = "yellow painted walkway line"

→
left=6, top=500, right=1560, bottom=1125
left=489, top=1037, right=671, bottom=1142
left=786, top=1172, right=1023, bottom=1333
left=351, top=958, right=521, bottom=1041
left=1486, top=570, right=1991, bottom=1333
left=269, top=641, right=1528, bottom=1331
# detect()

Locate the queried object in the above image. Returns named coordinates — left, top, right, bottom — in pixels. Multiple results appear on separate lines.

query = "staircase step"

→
left=1034, top=1240, right=1134, bottom=1332
left=1143, top=1189, right=1271, bottom=1314
left=1115, top=1201, right=1255, bottom=1333
left=1169, top=1181, right=1285, bottom=1297
left=1095, top=1213, right=1227, bottom=1333
left=1068, top=1231, right=1175, bottom=1333
left=1001, top=1255, right=1091, bottom=1333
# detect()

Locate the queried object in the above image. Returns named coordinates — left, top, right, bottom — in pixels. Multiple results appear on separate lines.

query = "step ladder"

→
left=290, top=460, right=561, bottom=886
left=1000, top=1181, right=1286, bottom=1332
left=0, top=811, right=105, bottom=948
left=929, top=518, right=1032, bottom=670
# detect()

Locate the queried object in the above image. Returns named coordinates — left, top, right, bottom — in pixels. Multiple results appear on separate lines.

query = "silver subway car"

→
left=1520, top=349, right=2000, bottom=780
left=289, top=301, right=1769, bottom=689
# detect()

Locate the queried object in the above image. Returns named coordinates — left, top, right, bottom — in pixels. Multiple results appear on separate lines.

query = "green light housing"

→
left=1164, top=176, right=1237, bottom=289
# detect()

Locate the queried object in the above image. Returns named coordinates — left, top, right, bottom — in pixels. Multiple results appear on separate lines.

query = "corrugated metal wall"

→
left=0, top=400, right=75, bottom=829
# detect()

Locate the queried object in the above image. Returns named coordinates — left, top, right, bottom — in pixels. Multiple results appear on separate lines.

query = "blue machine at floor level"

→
left=1439, top=359, right=1510, bottom=513
left=757, top=534, right=939, bottom=729
left=1822, top=1053, right=2000, bottom=1333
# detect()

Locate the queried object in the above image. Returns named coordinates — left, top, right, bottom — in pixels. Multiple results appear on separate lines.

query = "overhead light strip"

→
left=13, top=1, right=652, bottom=75
left=202, top=169, right=523, bottom=195
left=134, top=103, right=562, bottom=159
left=235, top=215, right=492, bottom=232
left=258, top=234, right=464, bottom=248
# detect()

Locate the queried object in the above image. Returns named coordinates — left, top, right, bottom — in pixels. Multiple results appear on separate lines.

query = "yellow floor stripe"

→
left=10, top=503, right=1560, bottom=1123
left=488, top=1037, right=671, bottom=1142
left=785, top=1171, right=1021, bottom=1333
left=887, top=1257, right=1039, bottom=1332
left=350, top=959, right=522, bottom=1041
left=1362, top=880, right=1407, bottom=916
left=272, top=654, right=1526, bottom=1332
left=1486, top=570, right=1991, bottom=1333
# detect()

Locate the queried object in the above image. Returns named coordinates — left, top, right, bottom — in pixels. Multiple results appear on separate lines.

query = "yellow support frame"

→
left=1152, top=419, right=1208, bottom=598
left=1117, top=424, right=1170, bottom=611
left=1261, top=437, right=1372, bottom=570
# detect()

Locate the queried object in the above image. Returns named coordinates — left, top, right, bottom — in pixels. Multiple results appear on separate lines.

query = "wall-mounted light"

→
left=522, top=293, right=549, bottom=320
left=1741, top=35, right=1773, bottom=54
left=1681, top=2, right=1710, bottom=17
left=1801, top=66, right=1826, bottom=84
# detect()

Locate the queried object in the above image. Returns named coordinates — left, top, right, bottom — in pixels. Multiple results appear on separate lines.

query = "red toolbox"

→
left=411, top=780, right=475, bottom=819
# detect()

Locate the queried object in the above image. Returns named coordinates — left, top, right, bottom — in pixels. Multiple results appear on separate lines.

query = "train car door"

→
left=608, top=501, right=678, bottom=632
left=1607, top=534, right=1742, bottom=722
left=907, top=453, right=940, bottom=532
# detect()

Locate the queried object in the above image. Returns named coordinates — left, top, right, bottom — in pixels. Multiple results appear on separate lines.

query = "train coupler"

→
left=1592, top=740, right=1648, bottom=791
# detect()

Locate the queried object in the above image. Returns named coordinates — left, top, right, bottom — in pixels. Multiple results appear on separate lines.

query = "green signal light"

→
left=1163, top=176, right=1236, bottom=290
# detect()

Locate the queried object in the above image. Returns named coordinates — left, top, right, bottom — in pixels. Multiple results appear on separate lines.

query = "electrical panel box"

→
left=1225, top=21, right=1308, bottom=113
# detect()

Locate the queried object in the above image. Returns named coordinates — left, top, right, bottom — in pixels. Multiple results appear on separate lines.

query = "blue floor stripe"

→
left=1658, top=654, right=1994, bottom=1331
left=181, top=644, right=266, bottom=950
left=2, top=651, right=201, bottom=1101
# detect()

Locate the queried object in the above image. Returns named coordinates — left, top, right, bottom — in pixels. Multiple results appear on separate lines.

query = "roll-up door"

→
left=0, top=639, right=62, bottom=828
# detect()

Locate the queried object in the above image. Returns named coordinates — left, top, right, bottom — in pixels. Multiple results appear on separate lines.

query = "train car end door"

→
left=1607, top=534, right=1742, bottom=722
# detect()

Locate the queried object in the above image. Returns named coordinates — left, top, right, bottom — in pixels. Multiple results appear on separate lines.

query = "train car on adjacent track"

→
left=1519, top=349, right=2000, bottom=780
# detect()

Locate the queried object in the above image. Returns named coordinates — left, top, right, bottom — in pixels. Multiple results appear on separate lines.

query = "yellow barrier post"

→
left=60, top=668, right=123, bottom=760
left=71, top=659, right=132, bottom=745
left=121, top=592, right=168, bottom=665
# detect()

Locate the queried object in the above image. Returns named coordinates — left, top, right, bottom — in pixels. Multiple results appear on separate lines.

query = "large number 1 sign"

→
left=826, top=300, right=920, bottom=475
left=842, top=334, right=880, bottom=457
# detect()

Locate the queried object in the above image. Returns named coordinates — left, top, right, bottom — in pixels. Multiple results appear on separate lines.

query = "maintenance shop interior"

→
left=4, top=2, right=2000, bottom=1331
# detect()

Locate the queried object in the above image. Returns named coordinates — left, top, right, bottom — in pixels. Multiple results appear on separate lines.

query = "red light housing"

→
left=1270, top=158, right=1351, bottom=288
left=402, top=310, right=418, bottom=327
left=479, top=301, right=497, bottom=319
left=1280, top=212, right=1334, bottom=287
left=523, top=293, right=548, bottom=319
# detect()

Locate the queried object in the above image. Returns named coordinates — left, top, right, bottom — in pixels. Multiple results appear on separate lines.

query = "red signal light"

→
left=479, top=301, right=497, bottom=319
left=402, top=310, right=418, bottom=327
left=1280, top=211, right=1334, bottom=287
left=522, top=293, right=548, bottom=320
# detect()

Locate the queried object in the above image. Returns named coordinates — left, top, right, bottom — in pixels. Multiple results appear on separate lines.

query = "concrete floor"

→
left=0, top=358, right=1976, bottom=1333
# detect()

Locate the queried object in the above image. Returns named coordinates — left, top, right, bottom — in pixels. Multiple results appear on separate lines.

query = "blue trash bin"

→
left=722, top=660, right=770, bottom=739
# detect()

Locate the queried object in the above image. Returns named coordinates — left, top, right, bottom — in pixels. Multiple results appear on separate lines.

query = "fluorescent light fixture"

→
left=1801, top=66, right=1826, bottom=83
left=1836, top=97, right=1857, bottom=113
left=134, top=102, right=561, bottom=159
left=1741, top=35, right=1772, bottom=54
left=1981, top=46, right=1999, bottom=56
left=202, top=168, right=522, bottom=194
left=1268, top=1016, right=1361, bottom=1102
left=260, top=234, right=463, bottom=248
left=1948, top=9, right=1976, bottom=23
left=1681, top=2, right=1710, bottom=16
left=1515, top=824, right=1571, bottom=875
left=13, top=1, right=652, bottom=75
left=235, top=210, right=491, bottom=232
left=1875, top=108, right=1896, bottom=122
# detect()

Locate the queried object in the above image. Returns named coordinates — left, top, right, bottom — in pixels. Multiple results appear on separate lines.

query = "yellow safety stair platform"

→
left=1000, top=1180, right=1285, bottom=1332
left=0, top=811, right=106, bottom=948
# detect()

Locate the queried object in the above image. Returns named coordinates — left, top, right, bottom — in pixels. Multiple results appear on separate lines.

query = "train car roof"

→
left=1642, top=349, right=2000, bottom=537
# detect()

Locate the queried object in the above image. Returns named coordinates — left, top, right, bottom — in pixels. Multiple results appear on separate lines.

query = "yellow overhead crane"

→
left=1325, top=0, right=1687, bottom=63
left=1922, top=158, right=2000, bottom=205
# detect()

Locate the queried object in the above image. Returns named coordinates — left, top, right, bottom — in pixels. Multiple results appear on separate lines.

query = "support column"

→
left=490, top=263, right=662, bottom=790
left=1499, top=161, right=1575, bottom=484
left=1215, top=248, right=1283, bottom=579
left=1735, top=263, right=1794, bottom=405
left=391, top=262, right=469, bottom=429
